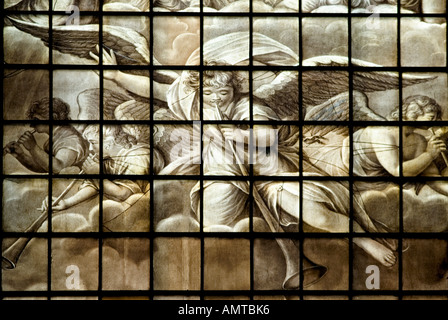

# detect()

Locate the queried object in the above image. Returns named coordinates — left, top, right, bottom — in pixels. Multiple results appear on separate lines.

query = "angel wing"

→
left=7, top=16, right=149, bottom=66
left=76, top=88, right=138, bottom=121
left=253, top=55, right=437, bottom=121
left=5, top=16, right=178, bottom=85
left=114, top=100, right=150, bottom=143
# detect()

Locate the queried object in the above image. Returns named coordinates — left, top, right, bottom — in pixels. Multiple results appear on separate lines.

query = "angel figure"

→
left=3, top=97, right=89, bottom=174
left=86, top=32, right=441, bottom=278
left=5, top=13, right=177, bottom=103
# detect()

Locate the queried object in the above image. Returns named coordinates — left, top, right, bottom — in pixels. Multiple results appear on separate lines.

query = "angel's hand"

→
left=82, top=154, right=100, bottom=174
left=17, top=131, right=37, bottom=151
left=89, top=45, right=119, bottom=81
left=41, top=196, right=67, bottom=212
left=3, top=141, right=25, bottom=158
left=221, top=125, right=245, bottom=142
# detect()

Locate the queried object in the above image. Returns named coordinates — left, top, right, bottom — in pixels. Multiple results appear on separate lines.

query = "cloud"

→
left=153, top=16, right=200, bottom=65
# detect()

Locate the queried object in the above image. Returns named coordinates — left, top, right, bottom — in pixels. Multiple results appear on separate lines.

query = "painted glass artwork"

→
left=2, top=0, right=448, bottom=302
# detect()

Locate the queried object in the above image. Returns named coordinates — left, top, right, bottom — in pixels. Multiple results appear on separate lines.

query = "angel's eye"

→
left=203, top=91, right=212, bottom=95
left=219, top=91, right=229, bottom=96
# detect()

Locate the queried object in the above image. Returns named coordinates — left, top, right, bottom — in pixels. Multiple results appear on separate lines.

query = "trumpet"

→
left=2, top=170, right=84, bottom=270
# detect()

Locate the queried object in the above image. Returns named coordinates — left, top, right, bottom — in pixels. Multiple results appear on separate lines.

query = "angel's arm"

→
left=103, top=180, right=133, bottom=202
left=29, top=146, right=79, bottom=174
left=89, top=46, right=170, bottom=101
left=373, top=128, right=446, bottom=177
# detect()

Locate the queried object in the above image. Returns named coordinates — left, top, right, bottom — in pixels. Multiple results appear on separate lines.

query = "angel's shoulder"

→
left=362, top=126, right=399, bottom=140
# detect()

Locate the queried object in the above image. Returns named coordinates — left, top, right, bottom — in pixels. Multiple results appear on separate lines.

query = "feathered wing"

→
left=302, top=56, right=437, bottom=120
left=7, top=16, right=150, bottom=66
left=76, top=88, right=137, bottom=121
left=114, top=99, right=150, bottom=143
left=6, top=15, right=178, bottom=96
left=254, top=55, right=437, bottom=122
left=253, top=71, right=300, bottom=120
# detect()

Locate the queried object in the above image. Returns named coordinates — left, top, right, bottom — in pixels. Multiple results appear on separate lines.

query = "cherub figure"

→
left=3, top=97, right=89, bottom=174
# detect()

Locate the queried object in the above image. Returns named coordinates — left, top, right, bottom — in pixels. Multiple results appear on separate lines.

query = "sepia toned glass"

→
left=2, top=178, right=49, bottom=232
left=402, top=73, right=447, bottom=121
left=154, top=0, right=196, bottom=12
left=154, top=180, right=199, bottom=232
left=153, top=16, right=200, bottom=66
left=253, top=18, right=299, bottom=66
left=52, top=15, right=99, bottom=65
left=402, top=239, right=448, bottom=291
left=102, top=15, right=150, bottom=66
left=51, top=238, right=99, bottom=291
left=3, top=69, right=50, bottom=120
left=351, top=0, right=398, bottom=13
left=303, top=238, right=348, bottom=291
left=302, top=0, right=349, bottom=13
left=253, top=71, right=299, bottom=120
left=51, top=178, right=100, bottom=232
left=4, top=14, right=49, bottom=64
left=351, top=17, right=397, bottom=67
left=203, top=0, right=249, bottom=12
left=353, top=181, right=400, bottom=233
left=302, top=17, right=348, bottom=61
left=101, top=178, right=150, bottom=232
left=5, top=1, right=49, bottom=10
left=352, top=238, right=399, bottom=291
left=53, top=70, right=100, bottom=119
left=2, top=238, right=48, bottom=291
left=353, top=71, right=399, bottom=121
left=303, top=125, right=349, bottom=176
left=302, top=71, right=349, bottom=116
left=154, top=124, right=200, bottom=173
left=203, top=17, right=250, bottom=65
left=403, top=180, right=448, bottom=233
left=153, top=237, right=201, bottom=290
left=3, top=125, right=50, bottom=175
left=102, top=238, right=150, bottom=290
left=401, top=17, right=447, bottom=67
left=204, top=238, right=250, bottom=290
left=2, top=0, right=448, bottom=303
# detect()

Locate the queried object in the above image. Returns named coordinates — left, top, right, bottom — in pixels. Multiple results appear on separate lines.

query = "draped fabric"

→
left=162, top=31, right=383, bottom=233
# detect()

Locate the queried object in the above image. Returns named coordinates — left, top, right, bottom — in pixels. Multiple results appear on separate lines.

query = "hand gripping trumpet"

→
left=2, top=170, right=84, bottom=270
left=3, top=129, right=36, bottom=156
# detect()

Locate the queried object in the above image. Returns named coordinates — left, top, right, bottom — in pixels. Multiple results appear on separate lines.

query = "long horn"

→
left=2, top=171, right=84, bottom=270
left=280, top=237, right=328, bottom=290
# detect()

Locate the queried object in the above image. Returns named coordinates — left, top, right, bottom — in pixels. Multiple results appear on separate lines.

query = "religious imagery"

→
left=2, top=0, right=448, bottom=300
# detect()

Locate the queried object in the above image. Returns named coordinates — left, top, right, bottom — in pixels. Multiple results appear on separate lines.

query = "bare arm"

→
left=374, top=129, right=445, bottom=177
left=4, top=142, right=47, bottom=173
left=103, top=180, right=133, bottom=201
left=371, top=128, right=402, bottom=177
left=89, top=46, right=170, bottom=101
left=42, top=185, right=98, bottom=212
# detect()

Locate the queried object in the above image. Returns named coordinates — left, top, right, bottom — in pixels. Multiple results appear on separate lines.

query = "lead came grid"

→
left=1, top=0, right=448, bottom=300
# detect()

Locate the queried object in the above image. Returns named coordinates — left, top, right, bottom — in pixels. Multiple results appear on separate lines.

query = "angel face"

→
left=405, top=102, right=437, bottom=121
left=29, top=115, right=49, bottom=134
left=203, top=85, right=235, bottom=111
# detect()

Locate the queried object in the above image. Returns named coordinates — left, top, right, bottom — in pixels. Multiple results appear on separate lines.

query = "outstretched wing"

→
left=76, top=88, right=136, bottom=121
left=302, top=56, right=437, bottom=109
left=253, top=56, right=435, bottom=121
left=114, top=100, right=150, bottom=143
left=253, top=71, right=300, bottom=120
left=6, top=16, right=149, bottom=66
